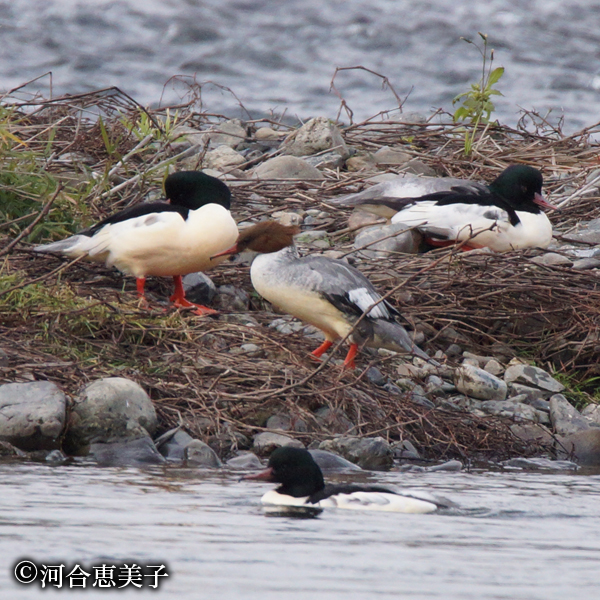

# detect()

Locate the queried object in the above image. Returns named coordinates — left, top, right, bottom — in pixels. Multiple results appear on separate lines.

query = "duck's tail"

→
left=371, top=320, right=439, bottom=367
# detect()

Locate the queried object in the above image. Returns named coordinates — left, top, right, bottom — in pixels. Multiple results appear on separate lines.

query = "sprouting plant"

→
left=452, top=32, right=504, bottom=154
left=121, top=107, right=184, bottom=143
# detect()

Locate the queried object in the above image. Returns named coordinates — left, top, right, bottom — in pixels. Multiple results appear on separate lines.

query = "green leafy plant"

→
left=452, top=32, right=504, bottom=154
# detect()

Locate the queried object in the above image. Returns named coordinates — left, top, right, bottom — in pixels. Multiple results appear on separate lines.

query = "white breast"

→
left=95, top=204, right=238, bottom=277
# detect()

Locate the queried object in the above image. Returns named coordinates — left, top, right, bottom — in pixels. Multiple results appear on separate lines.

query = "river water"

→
left=1, top=0, right=600, bottom=131
left=1, top=461, right=600, bottom=599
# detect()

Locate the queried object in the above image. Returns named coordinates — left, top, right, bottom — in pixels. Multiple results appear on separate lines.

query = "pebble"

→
left=483, top=359, right=504, bottom=376
left=182, top=272, right=217, bottom=306
left=373, top=146, right=411, bottom=165
left=282, top=116, right=349, bottom=158
left=319, top=436, right=394, bottom=470
left=501, top=457, right=579, bottom=470
left=530, top=253, right=573, bottom=267
left=354, top=222, right=421, bottom=258
left=479, top=400, right=543, bottom=423
left=252, top=155, right=324, bottom=180
left=550, top=394, right=590, bottom=435
left=64, top=377, right=157, bottom=455
left=582, top=403, right=600, bottom=426
left=556, top=429, right=600, bottom=465
left=226, top=452, right=264, bottom=469
left=184, top=440, right=223, bottom=467
left=504, top=364, right=565, bottom=393
left=204, top=145, right=246, bottom=170
left=454, top=364, right=508, bottom=401
left=571, top=257, right=600, bottom=270
left=392, top=440, right=421, bottom=460
left=252, top=432, right=304, bottom=455
left=314, top=407, right=354, bottom=433
left=308, top=449, right=362, bottom=471
left=0, top=381, right=67, bottom=451
left=91, top=435, right=165, bottom=467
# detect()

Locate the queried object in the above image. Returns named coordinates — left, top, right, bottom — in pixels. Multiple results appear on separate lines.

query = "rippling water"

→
left=2, top=462, right=600, bottom=599
left=1, top=0, right=600, bottom=131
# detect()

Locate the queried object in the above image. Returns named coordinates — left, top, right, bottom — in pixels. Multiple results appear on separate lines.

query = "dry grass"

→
left=2, top=86, right=600, bottom=460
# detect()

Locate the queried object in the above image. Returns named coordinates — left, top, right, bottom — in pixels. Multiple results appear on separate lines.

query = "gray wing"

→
left=291, top=255, right=396, bottom=320
left=332, top=175, right=488, bottom=210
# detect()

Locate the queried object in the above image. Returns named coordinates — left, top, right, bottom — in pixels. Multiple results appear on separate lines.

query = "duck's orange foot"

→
left=170, top=296, right=218, bottom=316
left=310, top=340, right=333, bottom=361
left=342, top=343, right=359, bottom=370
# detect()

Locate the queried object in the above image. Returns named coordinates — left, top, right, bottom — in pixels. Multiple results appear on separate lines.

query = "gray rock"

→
left=265, top=413, right=309, bottom=433
left=318, top=436, right=394, bottom=470
left=204, top=145, right=246, bottom=170
left=226, top=452, right=264, bottom=469
left=399, top=159, right=437, bottom=176
left=272, top=210, right=304, bottom=227
left=295, top=230, right=329, bottom=244
left=550, top=394, right=590, bottom=435
left=454, top=364, right=508, bottom=401
left=426, top=460, right=463, bottom=472
left=366, top=367, right=387, bottom=386
left=185, top=440, right=223, bottom=467
left=156, top=429, right=195, bottom=461
left=283, top=117, right=348, bottom=158
left=348, top=208, right=386, bottom=232
left=252, top=432, right=304, bottom=455
left=504, top=364, right=565, bottom=393
left=308, top=449, right=362, bottom=471
left=314, top=407, right=354, bottom=433
left=556, top=429, right=600, bottom=465
left=302, top=151, right=346, bottom=170
left=411, top=394, right=436, bottom=409
left=91, top=435, right=165, bottom=467
left=582, top=403, right=600, bottom=427
left=392, top=440, right=421, bottom=460
left=509, top=423, right=554, bottom=446
left=561, top=218, right=600, bottom=245
left=214, top=285, right=250, bottom=311
left=182, top=272, right=217, bottom=306
left=530, top=253, right=573, bottom=267
left=208, top=431, right=250, bottom=456
left=207, top=119, right=247, bottom=149
left=373, top=146, right=411, bottom=165
left=483, top=359, right=504, bottom=376
left=354, top=222, right=421, bottom=258
left=479, top=400, right=542, bottom=422
left=64, top=377, right=157, bottom=455
left=501, top=457, right=579, bottom=470
left=252, top=155, right=324, bottom=180
left=0, top=440, right=28, bottom=457
left=0, top=381, right=67, bottom=451
left=508, top=382, right=552, bottom=402
left=571, top=257, right=600, bottom=270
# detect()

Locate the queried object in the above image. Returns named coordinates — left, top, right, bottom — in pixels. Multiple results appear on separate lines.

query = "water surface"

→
left=1, top=0, right=599, bottom=130
left=1, top=462, right=599, bottom=599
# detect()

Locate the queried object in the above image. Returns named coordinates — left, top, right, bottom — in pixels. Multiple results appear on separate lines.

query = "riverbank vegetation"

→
left=1, top=82, right=599, bottom=461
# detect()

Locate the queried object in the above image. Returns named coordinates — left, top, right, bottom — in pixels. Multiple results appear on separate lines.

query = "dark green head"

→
left=164, top=171, right=232, bottom=210
left=488, top=165, right=547, bottom=210
left=246, top=447, right=325, bottom=498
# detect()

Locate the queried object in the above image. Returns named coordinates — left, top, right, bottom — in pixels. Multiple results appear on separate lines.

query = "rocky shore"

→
left=1, top=90, right=600, bottom=472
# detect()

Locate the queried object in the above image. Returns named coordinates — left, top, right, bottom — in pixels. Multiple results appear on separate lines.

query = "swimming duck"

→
left=334, top=165, right=556, bottom=252
left=244, top=447, right=440, bottom=513
left=213, top=220, right=432, bottom=368
left=34, top=171, right=238, bottom=314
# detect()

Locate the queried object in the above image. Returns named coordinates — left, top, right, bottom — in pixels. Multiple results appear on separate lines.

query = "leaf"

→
left=487, top=67, right=505, bottom=86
